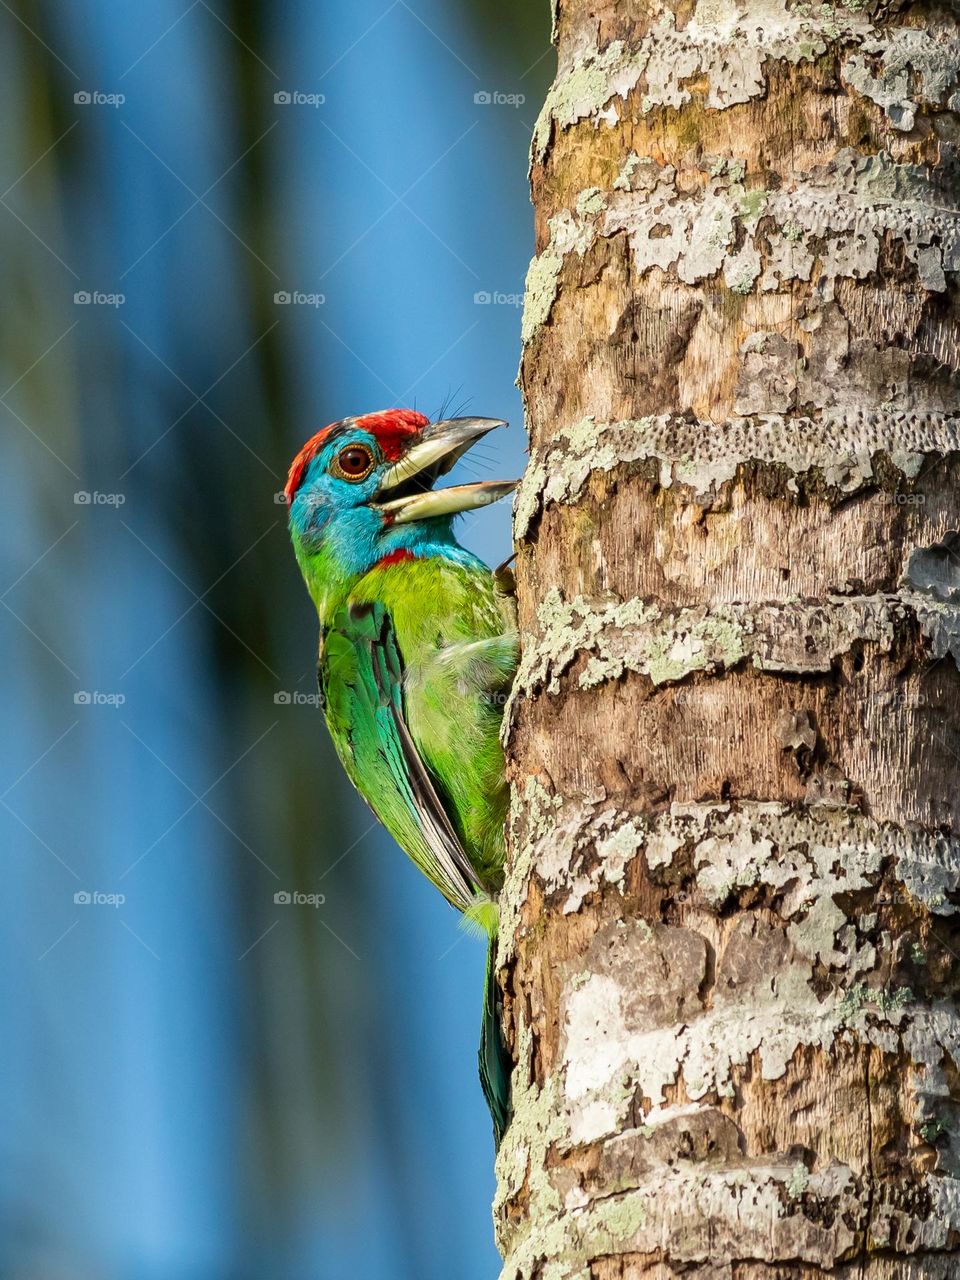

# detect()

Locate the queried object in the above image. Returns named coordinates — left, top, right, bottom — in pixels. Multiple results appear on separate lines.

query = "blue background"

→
left=0, top=2, right=550, bottom=1276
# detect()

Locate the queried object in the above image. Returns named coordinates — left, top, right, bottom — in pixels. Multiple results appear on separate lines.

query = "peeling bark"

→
left=499, top=1, right=960, bottom=1276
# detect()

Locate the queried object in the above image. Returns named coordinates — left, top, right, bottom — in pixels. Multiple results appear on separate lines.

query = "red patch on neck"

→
left=284, top=408, right=429, bottom=503
left=376, top=548, right=415, bottom=568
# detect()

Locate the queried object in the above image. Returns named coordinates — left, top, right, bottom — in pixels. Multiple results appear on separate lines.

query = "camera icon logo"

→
left=74, top=491, right=92, bottom=505
left=274, top=891, right=292, bottom=904
left=74, top=91, right=92, bottom=105
left=274, top=91, right=291, bottom=105
left=74, top=291, right=91, bottom=304
left=274, top=691, right=292, bottom=705
left=274, top=291, right=291, bottom=304
left=74, top=691, right=92, bottom=704
left=74, top=890, right=92, bottom=904
left=473, top=291, right=491, bottom=305
left=474, top=90, right=491, bottom=105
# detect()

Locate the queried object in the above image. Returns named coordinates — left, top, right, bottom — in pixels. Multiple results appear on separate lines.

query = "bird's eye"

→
left=331, top=444, right=374, bottom=482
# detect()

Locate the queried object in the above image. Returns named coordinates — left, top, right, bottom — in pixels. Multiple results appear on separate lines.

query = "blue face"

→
left=288, top=427, right=464, bottom=580
left=288, top=428, right=385, bottom=539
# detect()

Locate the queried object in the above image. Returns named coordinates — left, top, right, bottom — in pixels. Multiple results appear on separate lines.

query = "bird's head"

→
left=285, top=409, right=515, bottom=611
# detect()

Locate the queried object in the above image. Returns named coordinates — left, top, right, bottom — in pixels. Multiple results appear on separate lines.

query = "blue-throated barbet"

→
left=285, top=408, right=518, bottom=1143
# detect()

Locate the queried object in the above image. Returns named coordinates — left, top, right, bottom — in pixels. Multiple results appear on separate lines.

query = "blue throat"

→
left=293, top=498, right=481, bottom=571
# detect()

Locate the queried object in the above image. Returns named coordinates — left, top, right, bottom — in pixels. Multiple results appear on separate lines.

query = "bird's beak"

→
left=375, top=417, right=517, bottom=524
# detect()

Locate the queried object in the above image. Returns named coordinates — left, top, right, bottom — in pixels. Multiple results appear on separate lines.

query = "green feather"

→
left=315, top=554, right=517, bottom=1142
left=322, top=558, right=516, bottom=889
left=479, top=931, right=511, bottom=1148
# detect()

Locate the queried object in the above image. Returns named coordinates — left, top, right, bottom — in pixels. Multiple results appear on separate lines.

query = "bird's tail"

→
left=478, top=925, right=511, bottom=1149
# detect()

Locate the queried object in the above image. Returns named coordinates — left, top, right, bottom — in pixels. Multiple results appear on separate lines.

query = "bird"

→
left=284, top=407, right=518, bottom=1144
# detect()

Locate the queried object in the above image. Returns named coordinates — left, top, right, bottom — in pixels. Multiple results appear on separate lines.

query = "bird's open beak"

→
left=375, top=417, right=517, bottom=524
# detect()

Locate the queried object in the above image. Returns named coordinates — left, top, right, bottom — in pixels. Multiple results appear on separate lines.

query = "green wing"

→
left=320, top=599, right=485, bottom=913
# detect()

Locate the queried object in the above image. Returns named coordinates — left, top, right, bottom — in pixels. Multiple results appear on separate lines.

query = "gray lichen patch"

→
left=521, top=151, right=960, bottom=350
left=602, top=155, right=960, bottom=297
left=735, top=333, right=799, bottom=414
left=557, top=910, right=913, bottom=1130
left=513, top=588, right=943, bottom=699
left=787, top=1161, right=810, bottom=1196
left=724, top=242, right=762, bottom=294
left=903, top=533, right=960, bottom=605
left=511, top=792, right=960, bottom=926
left=496, top=910, right=888, bottom=1276
left=911, top=597, right=960, bottom=670
left=901, top=538, right=960, bottom=666
left=500, top=791, right=960, bottom=1274
left=531, top=3, right=885, bottom=165
left=514, top=590, right=657, bottom=693
left=521, top=205, right=603, bottom=348
left=842, top=27, right=960, bottom=132
left=500, top=791, right=960, bottom=1145
left=493, top=1011, right=567, bottom=1261
left=522, top=903, right=960, bottom=1274
left=507, top=785, right=648, bottom=924
left=499, top=1154, right=869, bottom=1277
left=787, top=893, right=852, bottom=967
left=498, top=777, right=564, bottom=964
left=513, top=412, right=960, bottom=539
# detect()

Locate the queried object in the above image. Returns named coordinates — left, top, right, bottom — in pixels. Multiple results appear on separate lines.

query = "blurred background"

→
left=0, top=2, right=550, bottom=1276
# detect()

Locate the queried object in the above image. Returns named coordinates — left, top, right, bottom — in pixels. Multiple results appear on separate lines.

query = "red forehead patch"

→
left=283, top=408, right=429, bottom=503
left=354, top=409, right=429, bottom=461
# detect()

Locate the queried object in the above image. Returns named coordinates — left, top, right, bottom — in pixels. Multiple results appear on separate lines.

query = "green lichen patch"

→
left=521, top=208, right=598, bottom=347
left=575, top=186, right=607, bottom=216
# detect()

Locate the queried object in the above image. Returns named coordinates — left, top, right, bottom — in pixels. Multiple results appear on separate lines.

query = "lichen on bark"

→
left=501, top=0, right=960, bottom=1275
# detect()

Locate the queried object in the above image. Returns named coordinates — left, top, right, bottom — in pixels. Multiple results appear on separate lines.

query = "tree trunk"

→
left=496, top=1, right=960, bottom=1276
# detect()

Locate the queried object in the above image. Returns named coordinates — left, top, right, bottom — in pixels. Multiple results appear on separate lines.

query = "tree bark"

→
left=496, top=1, right=960, bottom=1276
